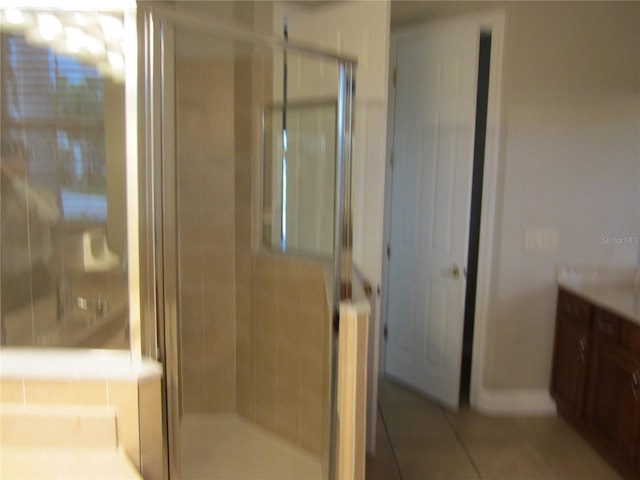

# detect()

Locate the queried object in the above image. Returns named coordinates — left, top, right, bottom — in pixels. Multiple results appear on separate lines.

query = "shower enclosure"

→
left=142, top=4, right=355, bottom=479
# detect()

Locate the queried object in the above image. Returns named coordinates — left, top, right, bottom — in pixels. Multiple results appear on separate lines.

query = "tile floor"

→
left=366, top=380, right=623, bottom=480
left=180, top=414, right=321, bottom=480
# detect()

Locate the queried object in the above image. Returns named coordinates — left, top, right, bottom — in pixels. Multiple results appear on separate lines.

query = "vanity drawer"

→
left=557, top=289, right=592, bottom=323
left=593, top=308, right=620, bottom=343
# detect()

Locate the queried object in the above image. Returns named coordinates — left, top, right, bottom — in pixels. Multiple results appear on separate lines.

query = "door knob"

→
left=450, top=264, right=460, bottom=279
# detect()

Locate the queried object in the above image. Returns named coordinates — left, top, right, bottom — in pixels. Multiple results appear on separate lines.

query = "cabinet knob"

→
left=451, top=264, right=460, bottom=279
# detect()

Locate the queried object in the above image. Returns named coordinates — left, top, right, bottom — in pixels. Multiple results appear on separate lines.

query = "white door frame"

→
left=380, top=10, right=505, bottom=412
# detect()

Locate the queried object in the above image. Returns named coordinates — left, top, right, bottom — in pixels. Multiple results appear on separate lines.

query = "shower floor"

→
left=180, top=414, right=322, bottom=480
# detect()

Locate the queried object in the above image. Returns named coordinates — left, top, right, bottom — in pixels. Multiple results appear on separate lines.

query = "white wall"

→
left=390, top=1, right=640, bottom=402
left=485, top=2, right=640, bottom=390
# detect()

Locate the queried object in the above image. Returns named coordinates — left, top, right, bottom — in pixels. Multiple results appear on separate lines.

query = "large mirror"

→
left=0, top=8, right=130, bottom=349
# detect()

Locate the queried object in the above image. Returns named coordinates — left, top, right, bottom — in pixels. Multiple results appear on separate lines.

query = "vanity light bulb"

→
left=74, top=13, right=89, bottom=27
left=65, top=27, right=83, bottom=53
left=5, top=9, right=24, bottom=25
left=98, top=14, right=124, bottom=41
left=85, top=35, right=104, bottom=55
left=37, top=13, right=62, bottom=41
left=107, top=51, right=124, bottom=70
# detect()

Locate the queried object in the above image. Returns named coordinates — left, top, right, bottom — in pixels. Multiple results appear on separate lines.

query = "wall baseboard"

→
left=472, top=387, right=557, bottom=416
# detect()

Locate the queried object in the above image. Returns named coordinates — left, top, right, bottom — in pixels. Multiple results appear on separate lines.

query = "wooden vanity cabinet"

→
left=552, top=288, right=640, bottom=478
left=550, top=289, right=592, bottom=422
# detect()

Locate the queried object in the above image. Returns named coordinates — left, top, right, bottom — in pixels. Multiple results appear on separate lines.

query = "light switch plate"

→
left=526, top=227, right=559, bottom=252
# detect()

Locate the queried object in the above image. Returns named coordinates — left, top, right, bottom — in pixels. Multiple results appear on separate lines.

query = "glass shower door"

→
left=144, top=5, right=355, bottom=479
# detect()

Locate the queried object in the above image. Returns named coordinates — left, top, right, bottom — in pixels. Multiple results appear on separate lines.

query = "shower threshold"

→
left=180, top=414, right=321, bottom=480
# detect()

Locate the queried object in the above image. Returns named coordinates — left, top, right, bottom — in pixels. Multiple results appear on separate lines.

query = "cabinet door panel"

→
left=587, top=343, right=640, bottom=464
left=551, top=311, right=590, bottom=416
left=558, top=289, right=592, bottom=323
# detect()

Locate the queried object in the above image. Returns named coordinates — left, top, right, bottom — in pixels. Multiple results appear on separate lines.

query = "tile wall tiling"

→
left=0, top=376, right=163, bottom=480
left=300, top=392, right=324, bottom=454
left=180, top=361, right=204, bottom=414
left=24, top=380, right=108, bottom=405
left=250, top=253, right=331, bottom=456
left=235, top=56, right=256, bottom=422
left=139, top=378, right=163, bottom=480
left=0, top=380, right=23, bottom=403
left=175, top=49, right=330, bottom=455
left=0, top=404, right=118, bottom=450
left=256, top=376, right=278, bottom=432
left=233, top=59, right=255, bottom=160
left=107, top=381, right=140, bottom=468
left=203, top=362, right=236, bottom=413
left=177, top=58, right=237, bottom=415
left=177, top=60, right=235, bottom=160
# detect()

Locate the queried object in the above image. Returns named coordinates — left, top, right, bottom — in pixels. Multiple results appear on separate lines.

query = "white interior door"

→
left=385, top=19, right=479, bottom=410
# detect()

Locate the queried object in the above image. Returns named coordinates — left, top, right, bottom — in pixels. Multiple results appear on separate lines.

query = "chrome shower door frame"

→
left=138, top=7, right=178, bottom=479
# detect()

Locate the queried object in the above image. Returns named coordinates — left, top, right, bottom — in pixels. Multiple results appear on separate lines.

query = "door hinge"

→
left=392, top=65, right=397, bottom=86
left=383, top=324, right=388, bottom=340
left=386, top=243, right=391, bottom=259
left=390, top=153, right=395, bottom=168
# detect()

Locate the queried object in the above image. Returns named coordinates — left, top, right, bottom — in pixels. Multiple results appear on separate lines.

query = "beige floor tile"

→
left=384, top=403, right=458, bottom=446
left=378, top=379, right=440, bottom=410
left=514, top=417, right=622, bottom=478
left=540, top=444, right=622, bottom=480
left=446, top=408, right=523, bottom=443
left=372, top=380, right=624, bottom=480
left=464, top=438, right=555, bottom=479
left=514, top=416, right=585, bottom=447
left=366, top=411, right=402, bottom=480
left=365, top=453, right=402, bottom=480
left=394, top=443, right=480, bottom=480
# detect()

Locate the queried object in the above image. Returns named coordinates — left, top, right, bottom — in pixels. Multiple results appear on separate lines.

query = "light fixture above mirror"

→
left=0, top=8, right=126, bottom=82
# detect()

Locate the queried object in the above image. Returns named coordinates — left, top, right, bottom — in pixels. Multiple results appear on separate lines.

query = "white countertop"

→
left=557, top=265, right=640, bottom=325
left=0, top=349, right=163, bottom=381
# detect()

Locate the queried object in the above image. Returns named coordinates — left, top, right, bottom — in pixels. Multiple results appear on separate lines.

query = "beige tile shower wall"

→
left=235, top=49, right=274, bottom=422
left=234, top=55, right=256, bottom=421
left=177, top=59, right=236, bottom=415
left=139, top=378, right=163, bottom=480
left=251, top=253, right=331, bottom=456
